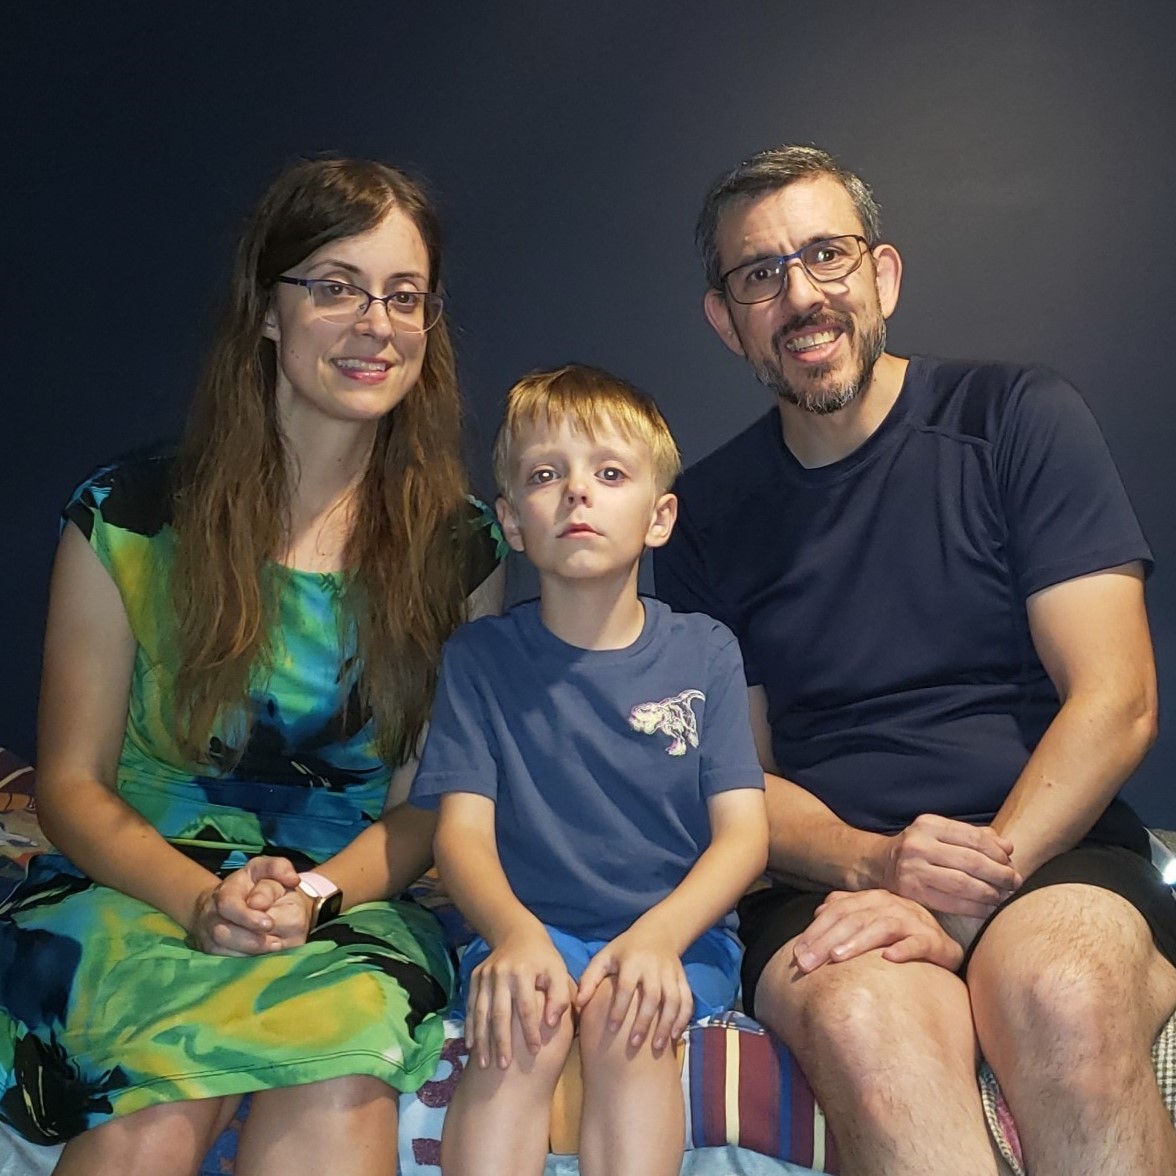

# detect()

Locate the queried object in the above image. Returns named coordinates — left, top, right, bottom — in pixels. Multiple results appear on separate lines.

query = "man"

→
left=654, top=144, right=1176, bottom=1176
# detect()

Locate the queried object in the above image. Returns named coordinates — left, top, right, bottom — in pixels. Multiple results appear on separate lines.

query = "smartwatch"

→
left=297, top=870, right=343, bottom=929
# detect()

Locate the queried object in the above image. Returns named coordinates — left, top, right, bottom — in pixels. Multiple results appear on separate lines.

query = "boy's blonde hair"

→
left=493, top=364, right=682, bottom=499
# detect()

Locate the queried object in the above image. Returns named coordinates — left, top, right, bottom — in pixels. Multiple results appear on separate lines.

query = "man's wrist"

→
left=852, top=831, right=895, bottom=891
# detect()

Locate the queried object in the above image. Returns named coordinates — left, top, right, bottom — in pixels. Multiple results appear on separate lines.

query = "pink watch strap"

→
left=297, top=870, right=340, bottom=899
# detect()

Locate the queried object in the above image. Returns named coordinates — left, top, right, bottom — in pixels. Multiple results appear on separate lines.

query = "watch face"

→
left=316, top=890, right=344, bottom=927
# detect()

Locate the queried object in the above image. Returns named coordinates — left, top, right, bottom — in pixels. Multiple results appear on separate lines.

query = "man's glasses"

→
left=720, top=235, right=870, bottom=305
left=276, top=276, right=444, bottom=333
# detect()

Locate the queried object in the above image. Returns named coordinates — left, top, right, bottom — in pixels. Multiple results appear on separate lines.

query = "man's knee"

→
left=970, top=884, right=1176, bottom=1067
left=756, top=942, right=970, bottom=1067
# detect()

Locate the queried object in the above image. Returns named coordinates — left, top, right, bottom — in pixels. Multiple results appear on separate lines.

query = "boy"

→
left=410, top=364, right=768, bottom=1176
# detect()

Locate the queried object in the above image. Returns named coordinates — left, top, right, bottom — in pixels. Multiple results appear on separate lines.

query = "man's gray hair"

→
left=696, top=145, right=882, bottom=290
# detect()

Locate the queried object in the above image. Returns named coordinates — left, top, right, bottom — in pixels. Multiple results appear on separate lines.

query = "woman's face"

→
left=264, top=205, right=432, bottom=437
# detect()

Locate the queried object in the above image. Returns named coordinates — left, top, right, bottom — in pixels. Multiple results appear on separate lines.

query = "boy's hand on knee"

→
left=578, top=928, right=693, bottom=1054
left=466, top=929, right=571, bottom=1070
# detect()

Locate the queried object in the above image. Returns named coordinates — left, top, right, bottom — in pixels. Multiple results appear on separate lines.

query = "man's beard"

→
left=750, top=311, right=887, bottom=416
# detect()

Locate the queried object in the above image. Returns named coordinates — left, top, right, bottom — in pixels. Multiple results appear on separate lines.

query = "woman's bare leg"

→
left=235, top=1075, right=398, bottom=1176
left=54, top=1096, right=241, bottom=1176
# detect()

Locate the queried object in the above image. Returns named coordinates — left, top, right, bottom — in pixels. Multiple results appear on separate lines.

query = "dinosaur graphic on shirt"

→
left=628, top=690, right=705, bottom=756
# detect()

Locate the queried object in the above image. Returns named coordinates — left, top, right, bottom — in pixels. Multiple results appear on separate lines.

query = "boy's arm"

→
left=577, top=786, right=767, bottom=1051
left=436, top=791, right=573, bottom=1069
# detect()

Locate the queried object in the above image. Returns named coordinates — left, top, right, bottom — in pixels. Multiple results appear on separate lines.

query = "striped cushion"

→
left=681, top=1013, right=838, bottom=1170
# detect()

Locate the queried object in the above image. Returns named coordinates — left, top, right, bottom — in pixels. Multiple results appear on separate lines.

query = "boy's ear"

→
left=644, top=492, right=678, bottom=550
left=495, top=495, right=526, bottom=554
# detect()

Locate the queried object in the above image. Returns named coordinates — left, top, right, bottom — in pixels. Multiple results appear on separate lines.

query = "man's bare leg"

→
left=754, top=942, right=1000, bottom=1176
left=969, top=883, right=1176, bottom=1176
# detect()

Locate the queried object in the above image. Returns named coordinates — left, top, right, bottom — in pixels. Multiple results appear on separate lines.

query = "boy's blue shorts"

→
left=451, top=924, right=742, bottom=1021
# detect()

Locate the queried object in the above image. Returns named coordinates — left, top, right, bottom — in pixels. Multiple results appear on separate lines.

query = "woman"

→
left=0, top=158, right=504, bottom=1174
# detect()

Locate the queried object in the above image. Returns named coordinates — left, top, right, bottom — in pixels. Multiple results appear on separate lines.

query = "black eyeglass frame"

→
left=719, top=235, right=873, bottom=305
left=275, top=276, right=444, bottom=332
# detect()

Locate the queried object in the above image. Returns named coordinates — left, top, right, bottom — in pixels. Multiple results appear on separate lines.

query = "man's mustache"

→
left=772, top=311, right=853, bottom=353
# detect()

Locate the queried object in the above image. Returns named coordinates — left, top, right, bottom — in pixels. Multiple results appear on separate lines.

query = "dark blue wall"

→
left=6, top=2, right=1174, bottom=824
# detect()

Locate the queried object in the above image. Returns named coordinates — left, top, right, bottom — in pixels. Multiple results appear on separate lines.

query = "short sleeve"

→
left=996, top=374, right=1152, bottom=598
left=62, top=462, right=122, bottom=576
left=409, top=632, right=501, bottom=809
left=698, top=625, right=764, bottom=798
left=59, top=454, right=174, bottom=605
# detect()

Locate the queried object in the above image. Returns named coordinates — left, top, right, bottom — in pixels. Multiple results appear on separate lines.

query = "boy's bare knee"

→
left=497, top=1010, right=576, bottom=1087
left=577, top=976, right=661, bottom=1057
left=576, top=977, right=620, bottom=1043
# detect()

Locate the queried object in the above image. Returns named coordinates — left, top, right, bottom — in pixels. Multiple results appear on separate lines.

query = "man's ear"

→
left=644, top=492, right=678, bottom=550
left=495, top=496, right=526, bottom=554
left=703, top=289, right=747, bottom=359
left=871, top=243, right=903, bottom=319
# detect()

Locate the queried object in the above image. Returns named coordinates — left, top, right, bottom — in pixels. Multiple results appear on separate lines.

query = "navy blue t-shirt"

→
left=654, top=356, right=1152, bottom=834
left=410, top=598, right=764, bottom=939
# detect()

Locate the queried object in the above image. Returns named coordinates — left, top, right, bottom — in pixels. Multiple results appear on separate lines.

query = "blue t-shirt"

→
left=654, top=356, right=1152, bottom=835
left=410, top=598, right=764, bottom=939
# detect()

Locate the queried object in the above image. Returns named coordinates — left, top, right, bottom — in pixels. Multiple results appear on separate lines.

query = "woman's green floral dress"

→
left=0, top=453, right=504, bottom=1144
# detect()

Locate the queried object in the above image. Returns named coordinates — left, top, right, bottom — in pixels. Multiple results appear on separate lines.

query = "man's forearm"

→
left=765, top=772, right=891, bottom=892
left=997, top=564, right=1157, bottom=877
left=993, top=688, right=1156, bottom=878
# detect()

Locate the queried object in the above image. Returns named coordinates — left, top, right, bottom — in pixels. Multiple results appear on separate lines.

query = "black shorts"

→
left=737, top=840, right=1176, bottom=1021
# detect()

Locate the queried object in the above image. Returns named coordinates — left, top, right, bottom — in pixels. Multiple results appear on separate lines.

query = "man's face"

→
left=704, top=175, right=901, bottom=415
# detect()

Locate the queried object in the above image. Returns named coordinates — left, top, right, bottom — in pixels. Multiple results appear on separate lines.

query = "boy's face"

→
left=497, top=414, right=677, bottom=585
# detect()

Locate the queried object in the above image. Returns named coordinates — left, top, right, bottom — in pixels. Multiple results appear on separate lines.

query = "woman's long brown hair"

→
left=170, top=158, right=468, bottom=767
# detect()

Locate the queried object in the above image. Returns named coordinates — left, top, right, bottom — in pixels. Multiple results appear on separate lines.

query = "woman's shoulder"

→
left=456, top=494, right=509, bottom=594
left=62, top=444, right=177, bottom=541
